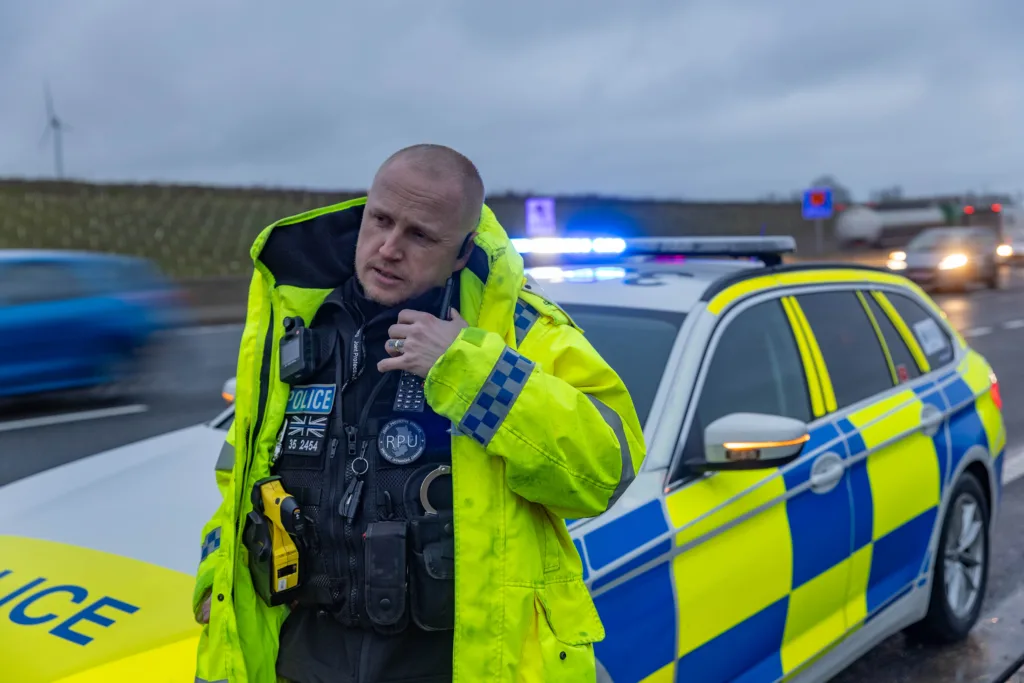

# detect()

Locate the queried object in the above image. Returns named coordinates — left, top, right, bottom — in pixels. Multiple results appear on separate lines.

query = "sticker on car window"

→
left=912, top=318, right=949, bottom=357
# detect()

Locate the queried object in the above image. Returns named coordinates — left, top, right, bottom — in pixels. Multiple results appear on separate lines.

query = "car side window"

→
left=0, top=262, right=81, bottom=305
left=675, top=298, right=812, bottom=474
left=795, top=290, right=894, bottom=410
left=862, top=293, right=921, bottom=383
left=697, top=298, right=812, bottom=425
left=885, top=292, right=955, bottom=369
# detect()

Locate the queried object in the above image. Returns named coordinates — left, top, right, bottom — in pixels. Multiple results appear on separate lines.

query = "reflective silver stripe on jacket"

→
left=195, top=677, right=228, bottom=682
left=588, top=395, right=635, bottom=509
left=215, top=441, right=234, bottom=472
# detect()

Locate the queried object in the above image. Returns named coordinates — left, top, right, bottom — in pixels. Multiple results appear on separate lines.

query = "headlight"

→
left=997, top=244, right=1013, bottom=258
left=938, top=253, right=968, bottom=270
left=887, top=259, right=907, bottom=270
left=889, top=251, right=907, bottom=261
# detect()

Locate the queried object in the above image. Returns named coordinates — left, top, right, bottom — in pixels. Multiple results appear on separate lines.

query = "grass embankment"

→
left=0, top=180, right=361, bottom=279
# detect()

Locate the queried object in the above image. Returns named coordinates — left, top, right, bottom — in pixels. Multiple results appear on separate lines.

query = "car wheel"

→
left=906, top=473, right=989, bottom=644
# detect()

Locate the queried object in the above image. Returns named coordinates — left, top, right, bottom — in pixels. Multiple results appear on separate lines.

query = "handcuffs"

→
left=419, top=465, right=451, bottom=516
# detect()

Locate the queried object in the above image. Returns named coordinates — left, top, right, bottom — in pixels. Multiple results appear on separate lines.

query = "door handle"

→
left=810, top=452, right=845, bottom=494
left=920, top=404, right=944, bottom=436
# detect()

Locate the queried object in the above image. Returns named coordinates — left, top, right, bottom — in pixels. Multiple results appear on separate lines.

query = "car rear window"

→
left=560, top=304, right=684, bottom=427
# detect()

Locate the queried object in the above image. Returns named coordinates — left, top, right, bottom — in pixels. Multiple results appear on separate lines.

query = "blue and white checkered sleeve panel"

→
left=200, top=526, right=221, bottom=563
left=513, top=298, right=541, bottom=348
left=457, top=346, right=537, bottom=446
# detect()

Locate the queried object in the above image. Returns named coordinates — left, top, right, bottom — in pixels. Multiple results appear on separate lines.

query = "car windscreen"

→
left=559, top=303, right=685, bottom=427
left=908, top=229, right=971, bottom=251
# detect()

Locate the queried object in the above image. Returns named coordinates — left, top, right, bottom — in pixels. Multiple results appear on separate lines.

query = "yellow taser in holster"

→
left=243, top=475, right=305, bottom=606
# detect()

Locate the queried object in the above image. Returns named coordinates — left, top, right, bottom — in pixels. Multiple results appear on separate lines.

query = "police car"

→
left=0, top=236, right=1006, bottom=683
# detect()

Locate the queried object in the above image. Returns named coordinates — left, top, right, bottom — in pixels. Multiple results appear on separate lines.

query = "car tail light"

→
left=990, top=372, right=1003, bottom=411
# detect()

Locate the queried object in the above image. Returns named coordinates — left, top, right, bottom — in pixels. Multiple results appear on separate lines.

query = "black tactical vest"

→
left=269, top=281, right=456, bottom=635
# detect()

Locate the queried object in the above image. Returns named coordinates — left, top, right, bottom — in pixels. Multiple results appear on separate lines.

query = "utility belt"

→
left=243, top=457, right=456, bottom=634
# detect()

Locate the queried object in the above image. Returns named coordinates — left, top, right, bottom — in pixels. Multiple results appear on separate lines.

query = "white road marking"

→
left=963, top=326, right=994, bottom=338
left=0, top=404, right=148, bottom=434
left=1004, top=319, right=1024, bottom=330
left=1002, top=446, right=1024, bottom=485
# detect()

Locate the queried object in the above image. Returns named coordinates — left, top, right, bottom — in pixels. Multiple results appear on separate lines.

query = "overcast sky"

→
left=1, top=1, right=1021, bottom=201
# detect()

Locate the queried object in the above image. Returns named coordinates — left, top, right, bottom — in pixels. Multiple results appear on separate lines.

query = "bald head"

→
left=377, top=143, right=485, bottom=233
left=355, top=144, right=485, bottom=306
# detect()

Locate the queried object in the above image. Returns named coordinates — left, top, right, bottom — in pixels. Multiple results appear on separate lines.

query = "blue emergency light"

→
left=510, top=237, right=626, bottom=254
left=512, top=235, right=797, bottom=266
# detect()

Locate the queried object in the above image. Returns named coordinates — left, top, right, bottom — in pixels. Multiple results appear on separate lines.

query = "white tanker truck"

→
left=835, top=205, right=947, bottom=248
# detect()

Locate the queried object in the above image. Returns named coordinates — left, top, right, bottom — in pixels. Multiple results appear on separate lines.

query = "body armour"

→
left=258, top=278, right=456, bottom=635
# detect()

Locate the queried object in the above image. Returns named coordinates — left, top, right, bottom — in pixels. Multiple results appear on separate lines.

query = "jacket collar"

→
left=249, top=197, right=524, bottom=334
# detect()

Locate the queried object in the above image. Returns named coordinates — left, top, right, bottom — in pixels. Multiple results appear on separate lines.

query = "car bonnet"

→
left=0, top=422, right=226, bottom=682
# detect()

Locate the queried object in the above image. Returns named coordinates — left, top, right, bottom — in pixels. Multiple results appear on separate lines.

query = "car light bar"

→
left=512, top=235, right=797, bottom=265
left=510, top=237, right=627, bottom=254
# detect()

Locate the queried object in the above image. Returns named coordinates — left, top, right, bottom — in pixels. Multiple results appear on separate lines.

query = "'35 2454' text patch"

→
left=282, top=384, right=336, bottom=457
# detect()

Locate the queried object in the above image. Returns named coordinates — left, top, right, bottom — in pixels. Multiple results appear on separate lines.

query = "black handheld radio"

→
left=392, top=233, right=469, bottom=412
left=392, top=274, right=455, bottom=412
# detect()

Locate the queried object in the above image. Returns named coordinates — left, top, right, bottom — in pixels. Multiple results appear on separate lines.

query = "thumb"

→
left=448, top=307, right=465, bottom=323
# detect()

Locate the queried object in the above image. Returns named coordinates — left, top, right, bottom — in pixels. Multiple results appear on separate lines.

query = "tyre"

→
left=906, top=473, right=990, bottom=644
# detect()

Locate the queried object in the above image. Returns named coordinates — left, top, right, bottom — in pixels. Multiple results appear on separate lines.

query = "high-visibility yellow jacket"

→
left=192, top=197, right=645, bottom=683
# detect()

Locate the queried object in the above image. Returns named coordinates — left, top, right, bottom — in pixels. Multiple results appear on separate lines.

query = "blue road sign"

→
left=802, top=187, right=834, bottom=220
left=525, top=197, right=557, bottom=236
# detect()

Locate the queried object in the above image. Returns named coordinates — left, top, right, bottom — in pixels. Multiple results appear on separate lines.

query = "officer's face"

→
left=356, top=162, right=475, bottom=307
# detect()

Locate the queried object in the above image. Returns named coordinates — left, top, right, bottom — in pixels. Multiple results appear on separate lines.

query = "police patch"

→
left=282, top=414, right=328, bottom=457
left=378, top=418, right=426, bottom=465
left=286, top=384, right=336, bottom=415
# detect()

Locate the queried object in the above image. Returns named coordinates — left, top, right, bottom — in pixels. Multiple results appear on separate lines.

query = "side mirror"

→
left=222, top=377, right=237, bottom=404
left=694, top=412, right=809, bottom=472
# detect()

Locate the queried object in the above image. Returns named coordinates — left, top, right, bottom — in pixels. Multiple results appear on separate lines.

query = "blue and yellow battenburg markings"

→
left=574, top=363, right=1003, bottom=683
left=285, top=384, right=336, bottom=415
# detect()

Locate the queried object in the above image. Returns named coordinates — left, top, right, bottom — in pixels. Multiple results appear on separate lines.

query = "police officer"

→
left=193, top=144, right=646, bottom=683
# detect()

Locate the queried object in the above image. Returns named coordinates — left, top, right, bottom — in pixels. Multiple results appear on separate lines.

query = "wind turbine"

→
left=40, top=83, right=70, bottom=179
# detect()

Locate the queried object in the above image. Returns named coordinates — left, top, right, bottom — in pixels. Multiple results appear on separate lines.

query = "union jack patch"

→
left=282, top=413, right=328, bottom=457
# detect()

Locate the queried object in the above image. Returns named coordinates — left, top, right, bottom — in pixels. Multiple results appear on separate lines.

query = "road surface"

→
left=3, top=272, right=1024, bottom=682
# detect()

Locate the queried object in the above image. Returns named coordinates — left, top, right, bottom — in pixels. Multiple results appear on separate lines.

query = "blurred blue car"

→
left=0, top=250, right=186, bottom=399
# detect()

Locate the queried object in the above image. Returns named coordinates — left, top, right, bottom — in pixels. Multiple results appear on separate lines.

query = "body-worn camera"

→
left=280, top=317, right=328, bottom=385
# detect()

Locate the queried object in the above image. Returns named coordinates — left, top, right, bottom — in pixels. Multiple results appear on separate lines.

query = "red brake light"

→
left=964, top=205, right=975, bottom=215
left=991, top=374, right=1003, bottom=411
left=992, top=203, right=1002, bottom=213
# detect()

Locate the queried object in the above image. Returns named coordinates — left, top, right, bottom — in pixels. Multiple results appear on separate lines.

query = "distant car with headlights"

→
left=999, top=224, right=1024, bottom=265
left=0, top=249, right=187, bottom=400
left=886, top=226, right=1002, bottom=291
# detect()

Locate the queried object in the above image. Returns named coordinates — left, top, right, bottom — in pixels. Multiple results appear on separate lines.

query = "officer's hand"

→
left=379, top=308, right=469, bottom=378
left=196, top=593, right=211, bottom=624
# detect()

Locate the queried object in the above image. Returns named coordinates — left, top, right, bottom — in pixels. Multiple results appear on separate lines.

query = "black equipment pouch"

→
left=364, top=521, right=409, bottom=632
left=408, top=511, right=455, bottom=631
left=242, top=510, right=276, bottom=606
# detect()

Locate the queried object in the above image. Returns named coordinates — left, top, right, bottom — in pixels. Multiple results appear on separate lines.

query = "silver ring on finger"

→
left=392, top=339, right=405, bottom=353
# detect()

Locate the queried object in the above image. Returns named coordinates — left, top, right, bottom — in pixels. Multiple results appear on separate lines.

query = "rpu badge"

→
left=378, top=418, right=427, bottom=465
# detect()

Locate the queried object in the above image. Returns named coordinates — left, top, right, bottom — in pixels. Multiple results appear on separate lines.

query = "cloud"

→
left=0, top=0, right=1021, bottom=201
